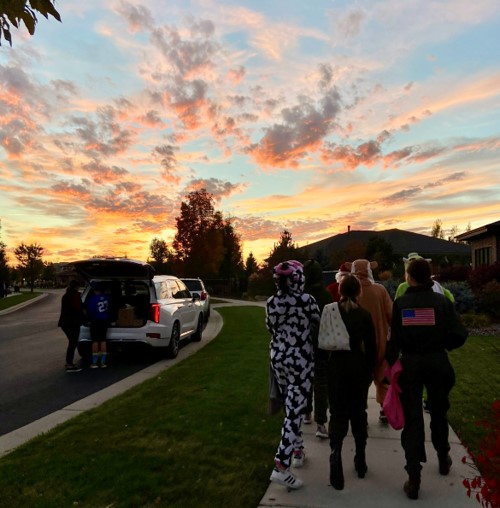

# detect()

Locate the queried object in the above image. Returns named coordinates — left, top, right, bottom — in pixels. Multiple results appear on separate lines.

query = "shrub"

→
left=462, top=400, right=500, bottom=507
left=443, top=281, right=477, bottom=314
left=469, top=262, right=500, bottom=292
left=476, top=281, right=500, bottom=319
left=246, top=272, right=273, bottom=298
left=460, top=313, right=492, bottom=329
left=438, top=265, right=471, bottom=282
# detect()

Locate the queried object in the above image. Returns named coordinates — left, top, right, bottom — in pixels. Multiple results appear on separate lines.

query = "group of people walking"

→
left=266, top=254, right=468, bottom=500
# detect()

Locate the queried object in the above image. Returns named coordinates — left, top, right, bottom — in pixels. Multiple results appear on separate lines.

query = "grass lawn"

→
left=0, top=304, right=497, bottom=507
left=448, top=334, right=500, bottom=456
left=0, top=306, right=282, bottom=508
left=0, top=292, right=42, bottom=311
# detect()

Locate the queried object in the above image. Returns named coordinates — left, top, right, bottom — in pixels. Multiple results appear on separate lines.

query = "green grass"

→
left=0, top=306, right=281, bottom=508
left=0, top=292, right=42, bottom=311
left=0, top=304, right=497, bottom=507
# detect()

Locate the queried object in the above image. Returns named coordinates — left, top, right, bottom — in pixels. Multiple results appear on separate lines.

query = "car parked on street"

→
left=72, top=258, right=204, bottom=359
left=180, top=277, right=211, bottom=322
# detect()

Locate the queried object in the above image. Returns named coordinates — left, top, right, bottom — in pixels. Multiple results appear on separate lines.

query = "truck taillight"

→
left=200, top=291, right=207, bottom=301
left=150, top=303, right=160, bottom=323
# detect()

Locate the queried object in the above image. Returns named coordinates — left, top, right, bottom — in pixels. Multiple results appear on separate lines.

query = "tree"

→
left=245, top=252, right=259, bottom=276
left=172, top=189, right=243, bottom=280
left=329, top=240, right=366, bottom=271
left=264, top=230, right=304, bottom=273
left=173, top=189, right=216, bottom=263
left=149, top=237, right=174, bottom=274
left=431, top=219, right=445, bottom=239
left=216, top=213, right=244, bottom=280
left=40, top=261, right=56, bottom=287
left=0, top=0, right=61, bottom=46
left=447, top=225, right=459, bottom=242
left=0, top=220, right=9, bottom=284
left=366, top=236, right=396, bottom=272
left=14, top=242, right=44, bottom=292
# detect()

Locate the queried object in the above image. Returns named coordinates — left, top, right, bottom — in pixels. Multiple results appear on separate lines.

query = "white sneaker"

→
left=315, top=424, right=329, bottom=439
left=303, top=413, right=313, bottom=424
left=292, top=450, right=306, bottom=468
left=270, top=468, right=303, bottom=489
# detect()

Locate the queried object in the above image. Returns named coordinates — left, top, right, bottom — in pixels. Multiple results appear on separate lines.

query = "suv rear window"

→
left=182, top=279, right=202, bottom=291
left=84, top=280, right=151, bottom=322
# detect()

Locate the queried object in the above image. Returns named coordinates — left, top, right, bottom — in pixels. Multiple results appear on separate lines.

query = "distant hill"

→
left=299, top=228, right=471, bottom=269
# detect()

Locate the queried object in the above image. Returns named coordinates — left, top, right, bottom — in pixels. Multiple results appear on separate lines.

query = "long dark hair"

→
left=339, top=275, right=361, bottom=312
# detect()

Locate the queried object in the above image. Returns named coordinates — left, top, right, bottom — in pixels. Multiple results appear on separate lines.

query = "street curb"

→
left=0, top=293, right=48, bottom=315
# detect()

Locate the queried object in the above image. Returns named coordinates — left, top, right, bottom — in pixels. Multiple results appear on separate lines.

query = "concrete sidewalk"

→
left=258, top=384, right=477, bottom=508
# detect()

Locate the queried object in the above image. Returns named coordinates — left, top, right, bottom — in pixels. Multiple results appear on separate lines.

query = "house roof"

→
left=301, top=228, right=471, bottom=262
left=455, top=220, right=500, bottom=242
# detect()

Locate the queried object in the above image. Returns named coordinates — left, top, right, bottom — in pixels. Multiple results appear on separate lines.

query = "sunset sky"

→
left=1, top=0, right=499, bottom=267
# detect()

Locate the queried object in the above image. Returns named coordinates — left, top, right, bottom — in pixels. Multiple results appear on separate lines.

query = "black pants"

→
left=399, top=351, right=455, bottom=474
left=327, top=352, right=371, bottom=449
left=61, top=325, right=80, bottom=365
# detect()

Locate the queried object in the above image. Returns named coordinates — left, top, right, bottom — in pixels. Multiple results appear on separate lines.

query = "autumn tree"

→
left=172, top=189, right=243, bottom=280
left=0, top=0, right=61, bottom=46
left=14, top=242, right=44, bottom=292
left=149, top=237, right=174, bottom=274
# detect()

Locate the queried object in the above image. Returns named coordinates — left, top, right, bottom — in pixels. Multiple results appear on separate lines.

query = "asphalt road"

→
left=0, top=290, right=160, bottom=436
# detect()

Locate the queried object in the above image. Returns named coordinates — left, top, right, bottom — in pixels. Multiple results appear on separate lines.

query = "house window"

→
left=474, top=247, right=492, bottom=267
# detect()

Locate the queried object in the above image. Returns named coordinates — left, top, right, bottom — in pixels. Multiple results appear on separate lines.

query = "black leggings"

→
left=61, top=325, right=80, bottom=365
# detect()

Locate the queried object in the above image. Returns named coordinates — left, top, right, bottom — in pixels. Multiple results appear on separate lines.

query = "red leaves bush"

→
left=463, top=400, right=500, bottom=507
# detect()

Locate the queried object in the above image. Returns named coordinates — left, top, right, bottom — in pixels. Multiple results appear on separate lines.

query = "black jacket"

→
left=387, top=286, right=468, bottom=365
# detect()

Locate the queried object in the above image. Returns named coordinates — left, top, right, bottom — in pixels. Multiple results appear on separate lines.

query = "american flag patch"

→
left=402, top=308, right=435, bottom=326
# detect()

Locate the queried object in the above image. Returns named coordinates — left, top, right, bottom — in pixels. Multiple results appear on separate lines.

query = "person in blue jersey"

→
left=86, top=283, right=110, bottom=368
left=387, top=258, right=468, bottom=500
left=266, top=260, right=320, bottom=490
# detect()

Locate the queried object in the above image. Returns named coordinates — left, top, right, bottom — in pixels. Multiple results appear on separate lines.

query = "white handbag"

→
left=318, top=302, right=351, bottom=351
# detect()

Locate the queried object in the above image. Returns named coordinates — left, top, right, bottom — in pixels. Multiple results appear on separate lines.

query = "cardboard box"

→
left=117, top=307, right=135, bottom=327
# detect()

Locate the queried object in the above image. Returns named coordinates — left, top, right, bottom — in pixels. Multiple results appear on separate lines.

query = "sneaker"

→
left=90, top=363, right=99, bottom=369
left=270, top=467, right=303, bottom=489
left=303, top=413, right=313, bottom=424
left=100, top=363, right=107, bottom=368
left=292, top=450, right=306, bottom=468
left=65, top=364, right=82, bottom=372
left=315, top=424, right=329, bottom=439
left=379, top=409, right=388, bottom=424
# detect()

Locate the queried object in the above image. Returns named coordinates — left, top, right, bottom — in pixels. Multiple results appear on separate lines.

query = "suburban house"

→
left=455, top=220, right=500, bottom=269
left=300, top=227, right=471, bottom=271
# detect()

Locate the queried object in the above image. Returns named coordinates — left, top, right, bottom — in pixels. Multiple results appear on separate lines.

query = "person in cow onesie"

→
left=346, top=259, right=393, bottom=423
left=266, top=260, right=321, bottom=490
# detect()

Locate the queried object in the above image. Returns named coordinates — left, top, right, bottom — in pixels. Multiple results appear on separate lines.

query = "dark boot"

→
left=330, top=445, right=344, bottom=490
left=438, top=453, right=452, bottom=475
left=354, top=449, right=368, bottom=479
left=404, top=471, right=421, bottom=500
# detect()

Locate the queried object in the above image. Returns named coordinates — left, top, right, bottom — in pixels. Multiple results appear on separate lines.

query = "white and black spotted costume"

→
left=266, top=260, right=320, bottom=469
